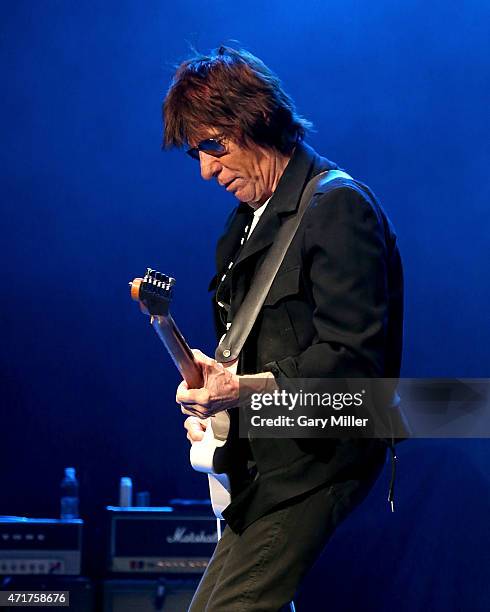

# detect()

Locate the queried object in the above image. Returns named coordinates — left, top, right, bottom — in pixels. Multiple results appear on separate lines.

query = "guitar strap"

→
left=215, top=168, right=353, bottom=364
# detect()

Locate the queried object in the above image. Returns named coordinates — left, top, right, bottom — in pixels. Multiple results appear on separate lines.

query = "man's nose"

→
left=199, top=151, right=221, bottom=181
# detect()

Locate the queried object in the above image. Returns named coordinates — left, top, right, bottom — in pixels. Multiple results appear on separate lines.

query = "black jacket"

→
left=210, top=142, right=403, bottom=532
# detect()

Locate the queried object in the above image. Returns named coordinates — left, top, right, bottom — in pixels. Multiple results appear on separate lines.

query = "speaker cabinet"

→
left=103, top=578, right=199, bottom=611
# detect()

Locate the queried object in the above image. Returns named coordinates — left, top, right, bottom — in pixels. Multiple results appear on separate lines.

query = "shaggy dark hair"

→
left=163, top=46, right=312, bottom=154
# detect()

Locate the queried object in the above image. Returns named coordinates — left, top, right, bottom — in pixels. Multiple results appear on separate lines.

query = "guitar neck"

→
left=150, top=314, right=203, bottom=389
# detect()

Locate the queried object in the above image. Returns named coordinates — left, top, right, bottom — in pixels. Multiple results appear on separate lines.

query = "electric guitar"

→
left=129, top=268, right=232, bottom=518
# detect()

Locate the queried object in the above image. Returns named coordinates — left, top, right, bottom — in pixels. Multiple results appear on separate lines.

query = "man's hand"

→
left=184, top=416, right=207, bottom=443
left=177, top=349, right=240, bottom=419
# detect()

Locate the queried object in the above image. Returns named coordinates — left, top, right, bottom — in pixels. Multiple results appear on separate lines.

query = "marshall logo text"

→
left=166, top=527, right=218, bottom=545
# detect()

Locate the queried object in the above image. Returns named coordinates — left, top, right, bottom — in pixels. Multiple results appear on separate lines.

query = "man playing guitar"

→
left=159, top=46, right=403, bottom=612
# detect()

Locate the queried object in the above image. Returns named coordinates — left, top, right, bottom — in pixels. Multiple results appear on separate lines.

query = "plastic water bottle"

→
left=119, top=477, right=133, bottom=507
left=60, top=467, right=79, bottom=520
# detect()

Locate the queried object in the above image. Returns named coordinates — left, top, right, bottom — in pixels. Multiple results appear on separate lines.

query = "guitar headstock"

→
left=130, top=268, right=175, bottom=316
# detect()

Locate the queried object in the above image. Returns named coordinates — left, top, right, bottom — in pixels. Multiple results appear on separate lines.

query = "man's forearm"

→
left=237, top=371, right=279, bottom=408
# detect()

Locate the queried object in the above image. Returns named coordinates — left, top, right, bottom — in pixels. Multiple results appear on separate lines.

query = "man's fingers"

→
left=181, top=405, right=200, bottom=417
left=184, top=416, right=207, bottom=432
left=191, top=348, right=216, bottom=367
left=177, top=386, right=210, bottom=406
left=184, top=416, right=207, bottom=442
left=176, top=380, right=189, bottom=404
left=180, top=404, right=207, bottom=418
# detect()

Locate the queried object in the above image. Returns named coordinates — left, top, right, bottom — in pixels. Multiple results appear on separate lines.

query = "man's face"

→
left=190, top=135, right=276, bottom=207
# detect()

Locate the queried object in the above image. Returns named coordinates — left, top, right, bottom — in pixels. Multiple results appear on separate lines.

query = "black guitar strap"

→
left=215, top=168, right=352, bottom=364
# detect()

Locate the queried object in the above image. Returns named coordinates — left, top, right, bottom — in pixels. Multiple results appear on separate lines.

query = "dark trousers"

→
left=189, top=455, right=385, bottom=612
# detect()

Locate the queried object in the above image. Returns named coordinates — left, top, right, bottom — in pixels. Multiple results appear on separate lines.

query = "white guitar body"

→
left=189, top=410, right=232, bottom=519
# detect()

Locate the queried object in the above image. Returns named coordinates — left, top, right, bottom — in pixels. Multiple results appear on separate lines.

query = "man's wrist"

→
left=236, top=372, right=279, bottom=408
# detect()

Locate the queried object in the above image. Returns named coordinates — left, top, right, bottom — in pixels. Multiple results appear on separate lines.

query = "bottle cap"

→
left=65, top=467, right=76, bottom=479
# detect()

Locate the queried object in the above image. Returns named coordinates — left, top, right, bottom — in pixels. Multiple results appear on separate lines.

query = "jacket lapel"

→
left=233, top=142, right=329, bottom=270
left=211, top=142, right=338, bottom=306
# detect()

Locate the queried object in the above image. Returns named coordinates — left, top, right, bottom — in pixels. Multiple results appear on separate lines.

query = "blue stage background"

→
left=1, top=1, right=489, bottom=609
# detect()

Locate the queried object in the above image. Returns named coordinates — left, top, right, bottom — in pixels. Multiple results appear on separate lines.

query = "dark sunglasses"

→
left=186, top=138, right=227, bottom=160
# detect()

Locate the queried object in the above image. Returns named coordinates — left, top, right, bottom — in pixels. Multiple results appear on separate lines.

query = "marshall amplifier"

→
left=0, top=516, right=82, bottom=575
left=107, top=506, right=218, bottom=574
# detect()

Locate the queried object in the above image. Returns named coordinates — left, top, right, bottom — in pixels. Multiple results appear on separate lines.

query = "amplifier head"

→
left=106, top=506, right=218, bottom=575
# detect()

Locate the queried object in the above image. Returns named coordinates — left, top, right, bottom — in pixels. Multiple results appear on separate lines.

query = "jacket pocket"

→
left=263, top=266, right=301, bottom=307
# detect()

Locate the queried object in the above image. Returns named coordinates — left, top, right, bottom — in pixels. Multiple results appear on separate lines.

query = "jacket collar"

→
left=232, top=142, right=337, bottom=267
